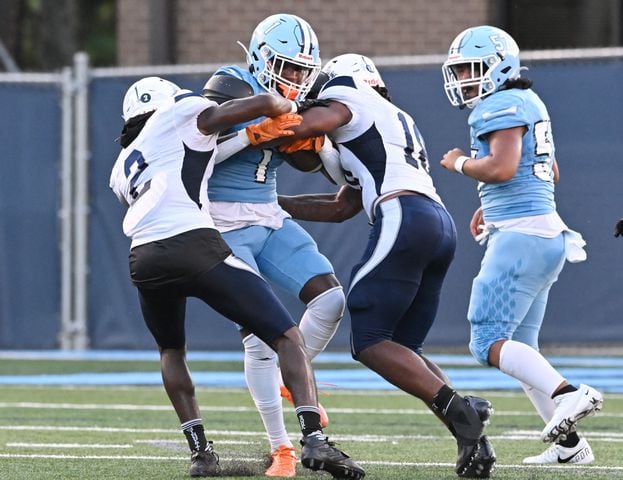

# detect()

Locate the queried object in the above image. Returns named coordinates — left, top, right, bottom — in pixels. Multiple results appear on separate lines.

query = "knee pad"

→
left=468, top=329, right=494, bottom=366
left=308, top=286, right=346, bottom=323
left=242, top=333, right=277, bottom=362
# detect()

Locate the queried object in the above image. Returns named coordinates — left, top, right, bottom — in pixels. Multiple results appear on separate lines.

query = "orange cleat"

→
left=265, top=444, right=297, bottom=477
left=280, top=385, right=330, bottom=429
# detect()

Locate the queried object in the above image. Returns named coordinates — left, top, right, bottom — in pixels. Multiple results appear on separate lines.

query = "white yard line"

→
left=0, top=452, right=621, bottom=472
left=6, top=442, right=132, bottom=448
left=1, top=425, right=620, bottom=443
left=1, top=401, right=622, bottom=418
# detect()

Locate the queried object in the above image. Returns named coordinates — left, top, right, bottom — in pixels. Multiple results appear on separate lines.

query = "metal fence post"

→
left=71, top=51, right=90, bottom=350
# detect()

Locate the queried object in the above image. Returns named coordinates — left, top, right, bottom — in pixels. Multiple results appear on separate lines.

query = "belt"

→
left=378, top=190, right=423, bottom=204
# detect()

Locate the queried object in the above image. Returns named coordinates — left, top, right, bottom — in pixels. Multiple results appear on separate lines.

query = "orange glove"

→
left=245, top=113, right=302, bottom=146
left=278, top=135, right=325, bottom=154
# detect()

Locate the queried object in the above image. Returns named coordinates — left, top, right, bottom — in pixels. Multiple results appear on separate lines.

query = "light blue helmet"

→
left=442, top=25, right=521, bottom=108
left=245, top=13, right=321, bottom=100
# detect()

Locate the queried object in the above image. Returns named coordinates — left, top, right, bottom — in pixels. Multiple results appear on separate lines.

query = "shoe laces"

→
left=273, top=445, right=297, bottom=459
left=192, top=441, right=220, bottom=464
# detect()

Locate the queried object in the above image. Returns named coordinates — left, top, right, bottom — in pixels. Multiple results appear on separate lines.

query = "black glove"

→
left=295, top=98, right=331, bottom=113
left=615, top=219, right=623, bottom=237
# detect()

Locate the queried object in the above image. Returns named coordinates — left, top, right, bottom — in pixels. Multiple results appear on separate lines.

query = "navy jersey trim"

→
left=325, top=76, right=357, bottom=90
left=342, top=123, right=387, bottom=195
left=174, top=92, right=202, bottom=102
left=181, top=143, right=213, bottom=209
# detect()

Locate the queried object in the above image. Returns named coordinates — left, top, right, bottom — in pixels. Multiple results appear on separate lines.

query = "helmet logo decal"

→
left=490, top=34, right=507, bottom=52
left=140, top=93, right=151, bottom=103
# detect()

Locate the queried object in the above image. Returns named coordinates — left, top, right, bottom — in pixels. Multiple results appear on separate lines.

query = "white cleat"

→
left=523, top=437, right=594, bottom=464
left=541, top=384, right=603, bottom=443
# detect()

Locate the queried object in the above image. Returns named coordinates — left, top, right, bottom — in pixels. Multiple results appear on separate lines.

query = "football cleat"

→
left=541, top=384, right=603, bottom=443
left=464, top=396, right=494, bottom=425
left=300, top=434, right=365, bottom=479
left=280, top=385, right=330, bottom=428
left=523, top=437, right=594, bottom=464
left=189, top=442, right=220, bottom=477
left=455, top=396, right=496, bottom=478
left=457, top=435, right=496, bottom=478
left=265, top=444, right=297, bottom=477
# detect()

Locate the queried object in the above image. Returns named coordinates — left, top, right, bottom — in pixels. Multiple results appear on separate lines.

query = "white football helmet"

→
left=122, top=76, right=180, bottom=121
left=245, top=13, right=321, bottom=100
left=442, top=25, right=521, bottom=108
left=322, top=53, right=385, bottom=89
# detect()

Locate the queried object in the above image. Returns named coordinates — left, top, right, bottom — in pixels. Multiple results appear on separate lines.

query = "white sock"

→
left=499, top=340, right=565, bottom=397
left=243, top=334, right=292, bottom=451
left=520, top=381, right=555, bottom=423
left=298, top=286, right=345, bottom=359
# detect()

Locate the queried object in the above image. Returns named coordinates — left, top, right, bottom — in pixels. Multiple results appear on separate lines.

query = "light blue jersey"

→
left=469, top=88, right=556, bottom=222
left=206, top=65, right=334, bottom=296
left=208, top=65, right=287, bottom=203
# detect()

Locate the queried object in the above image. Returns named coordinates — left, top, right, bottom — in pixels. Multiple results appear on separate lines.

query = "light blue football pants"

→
left=468, top=230, right=566, bottom=365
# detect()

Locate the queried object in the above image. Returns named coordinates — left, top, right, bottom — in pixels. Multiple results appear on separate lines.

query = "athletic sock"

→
left=432, top=385, right=481, bottom=444
left=295, top=406, right=322, bottom=436
left=520, top=382, right=556, bottom=423
left=181, top=418, right=207, bottom=452
left=498, top=340, right=566, bottom=397
left=558, top=431, right=580, bottom=448
left=242, top=334, right=291, bottom=450
left=552, top=384, right=578, bottom=399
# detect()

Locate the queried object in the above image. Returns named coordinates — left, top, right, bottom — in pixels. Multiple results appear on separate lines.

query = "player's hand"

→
left=469, top=207, right=484, bottom=238
left=294, top=98, right=331, bottom=113
left=614, top=218, right=623, bottom=237
left=245, top=113, right=303, bottom=145
left=279, top=136, right=325, bottom=154
left=440, top=147, right=466, bottom=172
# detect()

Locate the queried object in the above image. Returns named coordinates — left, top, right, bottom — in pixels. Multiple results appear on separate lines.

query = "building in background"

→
left=116, top=0, right=623, bottom=66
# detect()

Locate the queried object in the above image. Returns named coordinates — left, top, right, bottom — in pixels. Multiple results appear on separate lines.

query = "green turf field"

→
left=0, top=359, right=621, bottom=479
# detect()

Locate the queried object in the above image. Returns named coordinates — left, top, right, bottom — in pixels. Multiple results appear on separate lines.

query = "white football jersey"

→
left=318, top=75, right=443, bottom=221
left=110, top=92, right=218, bottom=247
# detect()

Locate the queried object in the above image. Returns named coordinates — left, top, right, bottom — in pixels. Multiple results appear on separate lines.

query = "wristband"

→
left=454, top=155, right=469, bottom=175
left=289, top=100, right=297, bottom=113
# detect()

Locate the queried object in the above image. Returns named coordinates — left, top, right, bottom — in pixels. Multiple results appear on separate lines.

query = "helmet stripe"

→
left=295, top=18, right=311, bottom=55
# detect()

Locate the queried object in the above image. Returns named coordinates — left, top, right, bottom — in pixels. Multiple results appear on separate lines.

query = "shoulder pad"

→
left=202, top=73, right=254, bottom=104
left=307, top=72, right=330, bottom=99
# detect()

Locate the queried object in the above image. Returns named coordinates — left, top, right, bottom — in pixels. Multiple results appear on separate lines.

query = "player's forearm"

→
left=278, top=193, right=355, bottom=223
left=199, top=94, right=292, bottom=135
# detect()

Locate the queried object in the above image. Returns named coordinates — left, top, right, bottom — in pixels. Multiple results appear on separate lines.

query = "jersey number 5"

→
left=533, top=120, right=554, bottom=182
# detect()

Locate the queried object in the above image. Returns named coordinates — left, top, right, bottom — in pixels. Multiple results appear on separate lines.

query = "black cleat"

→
left=189, top=441, right=220, bottom=477
left=464, top=396, right=494, bottom=425
left=456, top=397, right=496, bottom=478
left=300, top=434, right=365, bottom=479
left=456, top=435, right=496, bottom=478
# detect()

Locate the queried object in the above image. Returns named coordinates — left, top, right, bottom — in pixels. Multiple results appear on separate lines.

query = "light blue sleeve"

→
left=470, top=91, right=530, bottom=139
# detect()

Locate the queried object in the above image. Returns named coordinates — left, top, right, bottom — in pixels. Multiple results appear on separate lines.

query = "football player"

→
left=439, top=25, right=603, bottom=465
left=201, top=14, right=344, bottom=477
left=259, top=53, right=497, bottom=478
left=109, top=76, right=364, bottom=479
